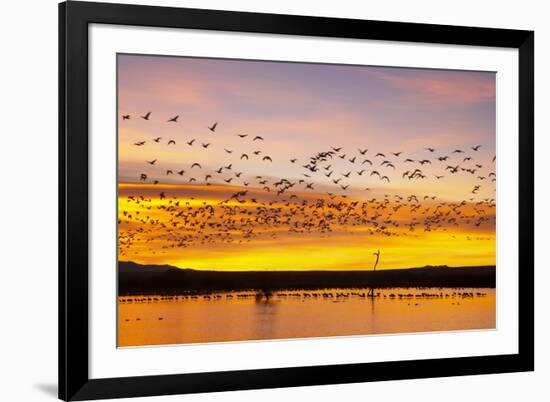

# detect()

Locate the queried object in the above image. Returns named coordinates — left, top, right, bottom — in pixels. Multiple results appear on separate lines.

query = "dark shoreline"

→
left=118, top=261, right=496, bottom=295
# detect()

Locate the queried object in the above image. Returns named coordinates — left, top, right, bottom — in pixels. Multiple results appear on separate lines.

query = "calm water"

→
left=118, top=287, right=495, bottom=347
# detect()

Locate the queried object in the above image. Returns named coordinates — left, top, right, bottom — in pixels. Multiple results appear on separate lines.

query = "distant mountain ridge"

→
left=118, top=261, right=496, bottom=294
left=118, top=261, right=188, bottom=273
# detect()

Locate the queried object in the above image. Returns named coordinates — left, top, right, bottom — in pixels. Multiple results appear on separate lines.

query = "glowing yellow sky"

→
left=118, top=183, right=495, bottom=271
left=117, top=55, right=496, bottom=271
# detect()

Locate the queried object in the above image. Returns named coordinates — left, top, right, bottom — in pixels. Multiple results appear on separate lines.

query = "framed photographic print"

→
left=59, top=1, right=534, bottom=400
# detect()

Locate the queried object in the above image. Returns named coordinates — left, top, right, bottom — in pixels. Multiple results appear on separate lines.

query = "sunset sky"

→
left=117, top=54, right=496, bottom=271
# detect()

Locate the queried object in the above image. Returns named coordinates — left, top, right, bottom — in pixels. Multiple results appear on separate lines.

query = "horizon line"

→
left=119, top=260, right=495, bottom=272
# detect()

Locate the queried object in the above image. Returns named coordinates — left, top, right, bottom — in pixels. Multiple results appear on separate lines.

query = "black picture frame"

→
left=59, top=1, right=534, bottom=400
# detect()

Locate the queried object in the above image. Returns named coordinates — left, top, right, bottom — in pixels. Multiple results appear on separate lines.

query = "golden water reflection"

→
left=118, top=287, right=495, bottom=347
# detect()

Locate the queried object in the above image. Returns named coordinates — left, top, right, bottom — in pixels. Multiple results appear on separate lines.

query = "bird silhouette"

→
left=119, top=116, right=496, bottom=265
left=141, top=112, right=151, bottom=120
left=167, top=115, right=179, bottom=122
left=208, top=122, right=218, bottom=132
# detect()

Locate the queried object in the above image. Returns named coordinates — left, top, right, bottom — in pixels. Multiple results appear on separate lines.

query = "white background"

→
left=0, top=0, right=547, bottom=401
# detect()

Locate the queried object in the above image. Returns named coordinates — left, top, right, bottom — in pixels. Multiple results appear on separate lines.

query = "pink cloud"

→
left=369, top=70, right=495, bottom=104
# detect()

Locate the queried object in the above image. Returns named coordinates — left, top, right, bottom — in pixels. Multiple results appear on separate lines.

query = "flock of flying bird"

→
left=118, top=112, right=496, bottom=259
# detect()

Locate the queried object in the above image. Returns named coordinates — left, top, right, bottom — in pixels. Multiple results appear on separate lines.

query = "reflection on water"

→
left=118, top=287, right=495, bottom=347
